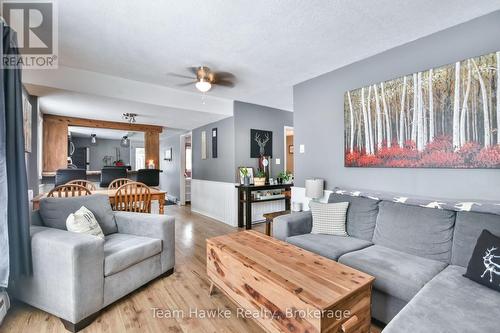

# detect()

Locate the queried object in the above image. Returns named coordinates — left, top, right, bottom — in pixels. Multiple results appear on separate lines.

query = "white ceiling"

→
left=24, top=0, right=500, bottom=129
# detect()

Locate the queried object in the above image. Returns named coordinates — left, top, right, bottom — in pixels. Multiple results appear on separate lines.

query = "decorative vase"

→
left=243, top=176, right=250, bottom=186
left=258, top=155, right=271, bottom=184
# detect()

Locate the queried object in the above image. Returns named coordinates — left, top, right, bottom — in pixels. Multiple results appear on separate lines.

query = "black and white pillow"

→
left=464, top=230, right=500, bottom=292
left=310, top=201, right=349, bottom=236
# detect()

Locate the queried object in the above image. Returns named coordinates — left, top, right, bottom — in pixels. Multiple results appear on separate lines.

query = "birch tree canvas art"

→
left=345, top=51, right=500, bottom=168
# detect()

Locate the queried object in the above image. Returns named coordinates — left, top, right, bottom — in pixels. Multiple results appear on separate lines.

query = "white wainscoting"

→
left=191, top=179, right=291, bottom=227
left=291, top=186, right=332, bottom=211
left=191, top=179, right=238, bottom=227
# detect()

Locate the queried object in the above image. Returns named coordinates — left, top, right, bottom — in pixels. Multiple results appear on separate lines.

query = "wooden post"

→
left=144, top=131, right=160, bottom=169
left=43, top=116, right=68, bottom=172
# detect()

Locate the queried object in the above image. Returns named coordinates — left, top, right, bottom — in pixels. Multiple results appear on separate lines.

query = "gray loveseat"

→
left=9, top=194, right=175, bottom=332
left=274, top=192, right=500, bottom=332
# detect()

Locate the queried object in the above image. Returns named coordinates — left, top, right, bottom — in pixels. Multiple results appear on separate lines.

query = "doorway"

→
left=179, top=133, right=192, bottom=206
left=284, top=126, right=294, bottom=175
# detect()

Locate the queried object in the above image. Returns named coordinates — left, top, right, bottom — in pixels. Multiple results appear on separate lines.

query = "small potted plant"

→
left=277, top=171, right=286, bottom=184
left=240, top=168, right=250, bottom=186
left=283, top=171, right=293, bottom=184
left=278, top=171, right=293, bottom=184
left=254, top=169, right=266, bottom=186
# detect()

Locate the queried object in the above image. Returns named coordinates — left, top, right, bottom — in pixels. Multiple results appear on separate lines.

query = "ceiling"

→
left=24, top=0, right=500, bottom=129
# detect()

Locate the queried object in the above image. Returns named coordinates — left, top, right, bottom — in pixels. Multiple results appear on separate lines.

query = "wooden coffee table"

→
left=206, top=231, right=374, bottom=333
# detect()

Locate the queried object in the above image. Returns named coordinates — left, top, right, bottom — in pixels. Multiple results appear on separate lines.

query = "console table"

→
left=236, top=183, right=292, bottom=230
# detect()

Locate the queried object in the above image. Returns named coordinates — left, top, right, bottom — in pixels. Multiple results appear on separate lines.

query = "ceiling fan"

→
left=169, top=66, right=235, bottom=93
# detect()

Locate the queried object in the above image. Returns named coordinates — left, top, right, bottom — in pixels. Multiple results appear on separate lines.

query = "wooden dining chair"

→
left=66, top=179, right=97, bottom=191
left=114, top=182, right=152, bottom=213
left=108, top=178, right=131, bottom=190
left=47, top=184, right=92, bottom=198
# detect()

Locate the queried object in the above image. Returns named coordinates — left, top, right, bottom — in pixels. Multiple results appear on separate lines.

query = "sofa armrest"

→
left=114, top=212, right=175, bottom=272
left=273, top=211, right=313, bottom=241
left=10, top=226, right=104, bottom=323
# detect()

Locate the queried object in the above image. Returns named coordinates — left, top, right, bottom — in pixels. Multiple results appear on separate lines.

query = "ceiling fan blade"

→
left=176, top=82, right=196, bottom=87
left=167, top=72, right=196, bottom=80
left=187, top=66, right=200, bottom=76
left=214, top=71, right=235, bottom=80
left=214, top=80, right=235, bottom=88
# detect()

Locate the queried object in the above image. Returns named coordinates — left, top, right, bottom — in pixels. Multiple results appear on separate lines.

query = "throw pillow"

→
left=464, top=229, right=500, bottom=292
left=66, top=206, right=105, bottom=239
left=39, top=194, right=117, bottom=234
left=310, top=201, right=349, bottom=236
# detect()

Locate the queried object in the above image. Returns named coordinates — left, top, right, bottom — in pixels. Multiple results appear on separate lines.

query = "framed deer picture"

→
left=250, top=129, right=273, bottom=157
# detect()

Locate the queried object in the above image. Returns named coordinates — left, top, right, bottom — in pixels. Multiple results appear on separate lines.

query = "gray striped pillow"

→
left=310, top=201, right=349, bottom=236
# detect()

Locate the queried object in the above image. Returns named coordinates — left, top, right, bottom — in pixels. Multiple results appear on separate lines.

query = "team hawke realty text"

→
left=151, top=307, right=351, bottom=320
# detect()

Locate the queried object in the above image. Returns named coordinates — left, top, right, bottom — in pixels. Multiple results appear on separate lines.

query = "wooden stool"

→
left=262, top=210, right=291, bottom=236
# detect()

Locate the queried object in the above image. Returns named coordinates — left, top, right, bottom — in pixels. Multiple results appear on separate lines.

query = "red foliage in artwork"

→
left=475, top=146, right=500, bottom=168
left=346, top=135, right=500, bottom=168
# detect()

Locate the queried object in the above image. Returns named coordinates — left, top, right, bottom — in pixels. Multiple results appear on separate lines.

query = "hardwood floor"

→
left=3, top=205, right=383, bottom=333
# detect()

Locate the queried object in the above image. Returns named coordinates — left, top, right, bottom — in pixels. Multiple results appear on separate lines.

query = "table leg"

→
left=265, top=220, right=271, bottom=236
left=245, top=188, right=252, bottom=230
left=209, top=281, right=216, bottom=296
left=238, top=188, right=244, bottom=228
left=285, top=186, right=291, bottom=211
left=159, top=194, right=165, bottom=214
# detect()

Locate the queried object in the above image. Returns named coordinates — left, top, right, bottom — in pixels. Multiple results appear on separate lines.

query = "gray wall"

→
left=234, top=101, right=293, bottom=180
left=72, top=137, right=131, bottom=170
left=294, top=11, right=500, bottom=200
left=192, top=116, right=235, bottom=183
left=160, top=133, right=181, bottom=201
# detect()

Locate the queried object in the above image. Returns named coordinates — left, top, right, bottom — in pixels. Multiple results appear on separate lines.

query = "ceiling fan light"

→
left=195, top=79, right=212, bottom=93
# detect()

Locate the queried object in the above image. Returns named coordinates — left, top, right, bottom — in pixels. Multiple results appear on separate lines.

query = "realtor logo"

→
left=1, top=0, right=58, bottom=68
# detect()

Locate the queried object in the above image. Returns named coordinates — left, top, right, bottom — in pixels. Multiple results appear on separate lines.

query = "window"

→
left=135, top=148, right=145, bottom=169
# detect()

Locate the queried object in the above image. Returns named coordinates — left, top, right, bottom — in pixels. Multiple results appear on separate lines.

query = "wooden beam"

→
left=43, top=114, right=163, bottom=133
left=42, top=114, right=163, bottom=173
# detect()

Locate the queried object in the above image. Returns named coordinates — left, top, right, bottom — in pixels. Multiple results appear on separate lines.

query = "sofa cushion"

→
left=310, top=201, right=349, bottom=236
left=286, top=233, right=372, bottom=260
left=338, top=245, right=446, bottom=302
left=383, top=265, right=500, bottom=333
left=463, top=229, right=500, bottom=292
left=104, top=233, right=162, bottom=276
left=329, top=193, right=379, bottom=241
left=372, top=201, right=455, bottom=263
left=39, top=194, right=118, bottom=235
left=452, top=211, right=500, bottom=267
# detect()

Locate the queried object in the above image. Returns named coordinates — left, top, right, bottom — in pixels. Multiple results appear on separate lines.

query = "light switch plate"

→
left=275, top=158, right=281, bottom=165
left=299, top=144, right=305, bottom=153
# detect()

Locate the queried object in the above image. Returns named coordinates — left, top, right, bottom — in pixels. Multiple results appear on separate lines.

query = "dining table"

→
left=32, top=188, right=167, bottom=214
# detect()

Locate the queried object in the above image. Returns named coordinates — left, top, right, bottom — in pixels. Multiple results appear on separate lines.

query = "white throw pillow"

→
left=66, top=206, right=105, bottom=239
left=310, top=201, right=349, bottom=236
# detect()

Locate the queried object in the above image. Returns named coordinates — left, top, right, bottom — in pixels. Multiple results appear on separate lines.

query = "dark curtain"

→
left=1, top=23, right=32, bottom=286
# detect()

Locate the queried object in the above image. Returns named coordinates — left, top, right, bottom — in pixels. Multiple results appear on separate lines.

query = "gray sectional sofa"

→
left=273, top=192, right=500, bottom=332
left=9, top=194, right=175, bottom=332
